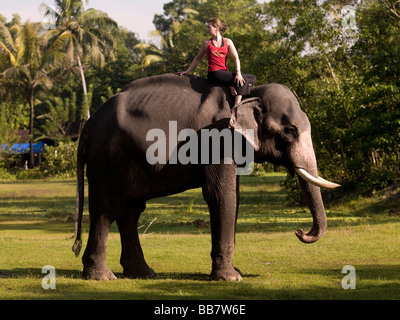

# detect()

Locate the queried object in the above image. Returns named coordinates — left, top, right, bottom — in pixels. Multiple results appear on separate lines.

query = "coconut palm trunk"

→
left=76, top=55, right=90, bottom=119
left=1, top=20, right=53, bottom=168
left=29, top=88, right=35, bottom=168
left=42, top=0, right=117, bottom=123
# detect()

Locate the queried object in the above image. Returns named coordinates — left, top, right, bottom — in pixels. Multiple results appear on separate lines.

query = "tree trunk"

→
left=378, top=0, right=400, bottom=22
left=29, top=88, right=35, bottom=168
left=77, top=55, right=90, bottom=120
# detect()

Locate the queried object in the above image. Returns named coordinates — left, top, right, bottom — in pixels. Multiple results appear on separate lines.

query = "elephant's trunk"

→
left=295, top=174, right=327, bottom=243
left=289, top=130, right=339, bottom=243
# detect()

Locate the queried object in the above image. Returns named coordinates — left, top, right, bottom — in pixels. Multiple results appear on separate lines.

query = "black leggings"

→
left=208, top=70, right=256, bottom=96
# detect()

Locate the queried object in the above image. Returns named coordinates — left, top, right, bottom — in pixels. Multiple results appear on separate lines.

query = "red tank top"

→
left=207, top=38, right=228, bottom=72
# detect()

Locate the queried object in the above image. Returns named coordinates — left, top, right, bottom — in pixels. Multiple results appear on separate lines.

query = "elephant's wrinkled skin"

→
left=73, top=74, right=339, bottom=281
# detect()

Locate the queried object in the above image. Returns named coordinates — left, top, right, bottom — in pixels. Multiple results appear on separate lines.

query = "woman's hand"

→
left=235, top=71, right=245, bottom=87
left=176, top=71, right=188, bottom=76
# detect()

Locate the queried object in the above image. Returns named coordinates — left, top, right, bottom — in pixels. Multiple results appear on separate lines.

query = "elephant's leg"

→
left=82, top=179, right=119, bottom=280
left=116, top=200, right=157, bottom=279
left=234, top=175, right=243, bottom=277
left=82, top=213, right=116, bottom=280
left=203, top=164, right=242, bottom=281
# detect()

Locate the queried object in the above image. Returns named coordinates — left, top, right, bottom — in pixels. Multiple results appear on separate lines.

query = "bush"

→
left=41, top=140, right=78, bottom=177
left=15, top=168, right=47, bottom=180
left=0, top=167, right=16, bottom=181
left=251, top=163, right=284, bottom=176
left=280, top=174, right=305, bottom=206
left=366, top=169, right=395, bottom=191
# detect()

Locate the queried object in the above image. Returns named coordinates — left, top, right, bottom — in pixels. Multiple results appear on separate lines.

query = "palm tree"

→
left=135, top=7, right=201, bottom=76
left=134, top=40, right=166, bottom=75
left=135, top=20, right=182, bottom=75
left=0, top=19, right=53, bottom=167
left=41, top=0, right=117, bottom=119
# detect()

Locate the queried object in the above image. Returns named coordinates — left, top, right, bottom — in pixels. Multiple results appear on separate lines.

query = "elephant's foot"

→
left=209, top=266, right=243, bottom=281
left=82, top=265, right=117, bottom=280
left=123, top=264, right=157, bottom=279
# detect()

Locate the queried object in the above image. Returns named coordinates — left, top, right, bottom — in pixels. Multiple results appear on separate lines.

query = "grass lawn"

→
left=0, top=173, right=399, bottom=300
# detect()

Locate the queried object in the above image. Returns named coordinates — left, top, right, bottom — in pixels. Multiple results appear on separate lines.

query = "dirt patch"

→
left=184, top=219, right=210, bottom=228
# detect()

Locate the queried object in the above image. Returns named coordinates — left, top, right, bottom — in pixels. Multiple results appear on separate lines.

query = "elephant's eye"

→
left=283, top=126, right=298, bottom=142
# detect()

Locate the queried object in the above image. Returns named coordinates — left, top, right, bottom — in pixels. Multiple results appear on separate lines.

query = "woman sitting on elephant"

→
left=177, top=18, right=256, bottom=107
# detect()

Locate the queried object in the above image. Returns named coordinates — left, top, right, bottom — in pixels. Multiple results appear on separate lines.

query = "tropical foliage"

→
left=41, top=0, right=118, bottom=119
left=0, top=0, right=398, bottom=196
left=0, top=18, right=52, bottom=167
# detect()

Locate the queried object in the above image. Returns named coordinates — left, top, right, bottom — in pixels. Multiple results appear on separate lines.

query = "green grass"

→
left=1, top=173, right=399, bottom=300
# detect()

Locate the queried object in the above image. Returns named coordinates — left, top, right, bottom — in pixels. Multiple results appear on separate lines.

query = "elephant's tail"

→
left=72, top=127, right=87, bottom=257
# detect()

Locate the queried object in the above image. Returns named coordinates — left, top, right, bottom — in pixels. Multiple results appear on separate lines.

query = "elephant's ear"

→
left=229, top=97, right=263, bottom=151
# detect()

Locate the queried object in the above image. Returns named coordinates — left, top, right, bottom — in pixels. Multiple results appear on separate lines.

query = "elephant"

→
left=72, top=73, right=340, bottom=281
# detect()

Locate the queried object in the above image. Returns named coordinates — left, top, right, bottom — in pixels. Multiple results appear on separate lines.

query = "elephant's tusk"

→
left=294, top=168, right=341, bottom=189
left=316, top=175, right=338, bottom=186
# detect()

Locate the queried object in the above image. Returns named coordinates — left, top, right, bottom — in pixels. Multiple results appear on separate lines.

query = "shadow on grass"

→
left=1, top=267, right=80, bottom=279
left=2, top=264, right=399, bottom=299
left=1, top=174, right=399, bottom=236
left=1, top=212, right=399, bottom=236
left=297, top=263, right=400, bottom=283
left=1, top=267, right=259, bottom=281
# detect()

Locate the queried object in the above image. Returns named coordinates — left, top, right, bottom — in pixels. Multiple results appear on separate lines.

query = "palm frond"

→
left=134, top=43, right=163, bottom=55
left=0, top=22, right=17, bottom=53
left=182, top=8, right=199, bottom=17
left=142, top=54, right=165, bottom=68
left=0, top=41, right=18, bottom=67
left=79, top=8, right=118, bottom=30
left=43, top=30, right=76, bottom=67
left=17, top=22, right=41, bottom=67
left=2, top=66, right=21, bottom=81
left=34, top=71, right=53, bottom=90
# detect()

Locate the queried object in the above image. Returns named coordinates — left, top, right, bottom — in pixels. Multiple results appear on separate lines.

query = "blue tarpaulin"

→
left=1, top=142, right=45, bottom=154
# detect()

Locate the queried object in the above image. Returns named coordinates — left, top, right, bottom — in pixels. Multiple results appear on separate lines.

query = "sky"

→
left=0, top=0, right=168, bottom=41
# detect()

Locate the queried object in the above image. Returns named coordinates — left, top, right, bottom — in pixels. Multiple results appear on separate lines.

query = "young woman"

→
left=177, top=18, right=256, bottom=106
